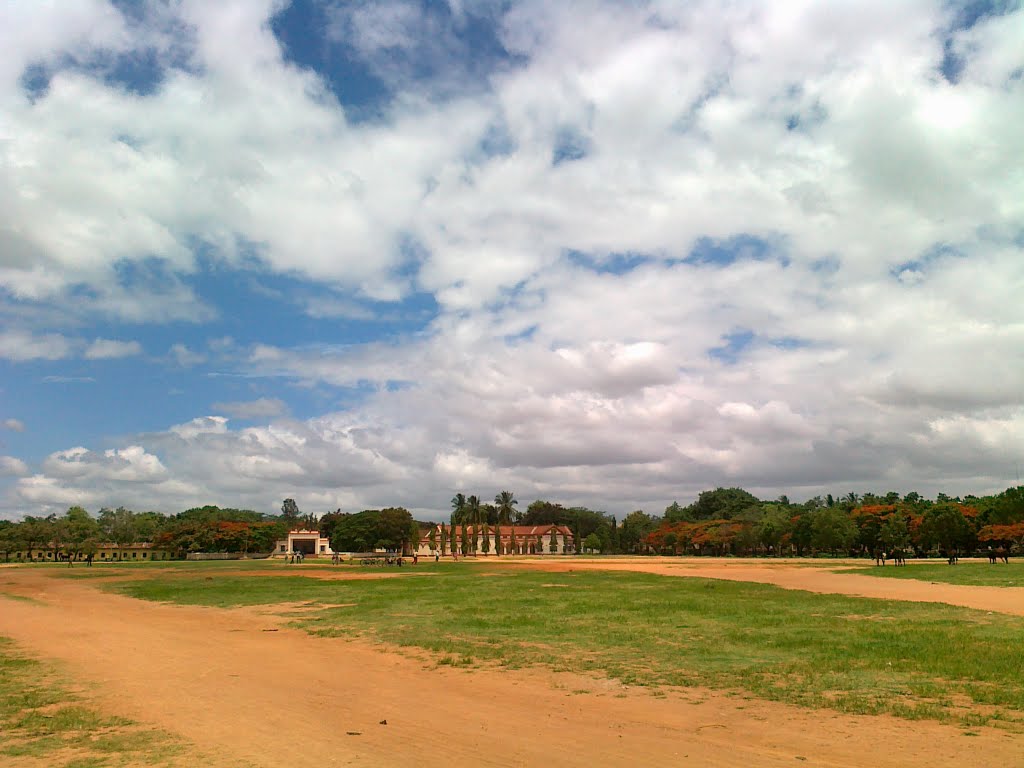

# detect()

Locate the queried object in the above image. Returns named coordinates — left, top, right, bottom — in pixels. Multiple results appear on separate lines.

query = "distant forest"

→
left=2, top=486, right=1023, bottom=561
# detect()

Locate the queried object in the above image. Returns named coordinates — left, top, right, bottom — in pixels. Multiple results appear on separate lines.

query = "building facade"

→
left=416, top=524, right=574, bottom=557
left=272, top=529, right=335, bottom=557
left=8, top=542, right=173, bottom=562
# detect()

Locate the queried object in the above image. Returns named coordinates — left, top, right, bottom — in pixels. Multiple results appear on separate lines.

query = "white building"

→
left=272, top=529, right=334, bottom=557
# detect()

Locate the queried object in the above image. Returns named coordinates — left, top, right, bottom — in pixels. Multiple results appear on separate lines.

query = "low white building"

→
left=272, top=529, right=334, bottom=558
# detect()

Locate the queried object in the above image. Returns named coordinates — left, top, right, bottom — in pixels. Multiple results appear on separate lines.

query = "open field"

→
left=837, top=561, right=1024, bottom=586
left=1, top=557, right=1023, bottom=766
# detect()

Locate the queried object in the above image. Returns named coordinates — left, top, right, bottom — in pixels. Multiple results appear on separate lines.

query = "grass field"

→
left=0, top=636, right=183, bottom=767
left=839, top=562, right=1024, bottom=586
left=110, top=563, right=1024, bottom=728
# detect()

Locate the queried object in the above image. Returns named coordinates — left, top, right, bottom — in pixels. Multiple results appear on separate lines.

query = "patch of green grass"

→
left=838, top=561, right=1024, bottom=586
left=0, top=636, right=184, bottom=766
left=0, top=592, right=42, bottom=603
left=112, top=564, right=1024, bottom=727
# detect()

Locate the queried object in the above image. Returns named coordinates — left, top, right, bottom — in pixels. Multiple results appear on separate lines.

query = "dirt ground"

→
left=1, top=562, right=1021, bottom=767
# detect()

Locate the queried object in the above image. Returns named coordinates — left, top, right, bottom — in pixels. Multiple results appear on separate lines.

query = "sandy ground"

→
left=494, top=557, right=1024, bottom=616
left=0, top=564, right=1021, bottom=767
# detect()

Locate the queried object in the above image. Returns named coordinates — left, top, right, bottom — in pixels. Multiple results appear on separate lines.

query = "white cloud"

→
left=0, top=456, right=29, bottom=476
left=84, top=338, right=142, bottom=359
left=1, top=1, right=1023, bottom=519
left=0, top=330, right=73, bottom=361
left=2, top=419, right=25, bottom=432
left=41, top=376, right=95, bottom=384
left=41, top=445, right=167, bottom=483
left=211, top=398, right=288, bottom=419
left=169, top=416, right=229, bottom=440
left=168, top=343, right=206, bottom=367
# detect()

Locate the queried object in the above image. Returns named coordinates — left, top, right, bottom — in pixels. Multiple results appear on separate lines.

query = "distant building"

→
left=416, top=524, right=574, bottom=556
left=9, top=542, right=173, bottom=562
left=272, top=529, right=334, bottom=557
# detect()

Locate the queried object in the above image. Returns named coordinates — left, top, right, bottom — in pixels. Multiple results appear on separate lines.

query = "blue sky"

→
left=1, top=0, right=1023, bottom=520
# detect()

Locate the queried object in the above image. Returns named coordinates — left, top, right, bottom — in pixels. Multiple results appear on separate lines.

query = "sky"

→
left=1, top=0, right=1023, bottom=522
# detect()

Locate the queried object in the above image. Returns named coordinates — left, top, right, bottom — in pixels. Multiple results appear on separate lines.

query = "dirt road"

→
left=0, top=567, right=1020, bottom=767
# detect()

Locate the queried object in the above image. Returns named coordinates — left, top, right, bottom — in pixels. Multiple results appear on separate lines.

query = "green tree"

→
left=983, top=486, right=1024, bottom=525
left=449, top=522, right=457, bottom=556
left=620, top=510, right=658, bottom=554
left=689, top=488, right=762, bottom=520
left=549, top=526, right=558, bottom=553
left=878, top=513, right=911, bottom=553
left=467, top=495, right=481, bottom=552
left=100, top=506, right=138, bottom=561
left=919, top=504, right=975, bottom=556
left=428, top=525, right=437, bottom=553
left=0, top=521, right=23, bottom=562
left=439, top=523, right=447, bottom=556
left=755, top=506, right=792, bottom=555
left=319, top=509, right=349, bottom=542
left=494, top=490, right=518, bottom=524
left=61, top=506, right=99, bottom=565
left=134, top=511, right=164, bottom=543
left=461, top=520, right=469, bottom=555
left=790, top=512, right=814, bottom=556
left=450, top=493, right=467, bottom=526
left=664, top=501, right=691, bottom=523
left=406, top=520, right=421, bottom=556
left=663, top=532, right=678, bottom=554
left=811, top=508, right=858, bottom=554
left=481, top=522, right=491, bottom=554
left=281, top=498, right=300, bottom=526
left=583, top=533, right=602, bottom=553
left=329, top=508, right=415, bottom=553
left=41, top=514, right=60, bottom=561
left=509, top=526, right=518, bottom=555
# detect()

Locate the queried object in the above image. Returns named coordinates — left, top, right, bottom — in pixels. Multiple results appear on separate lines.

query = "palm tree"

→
left=451, top=493, right=467, bottom=526
left=494, top=490, right=518, bottom=524
left=468, top=495, right=481, bottom=554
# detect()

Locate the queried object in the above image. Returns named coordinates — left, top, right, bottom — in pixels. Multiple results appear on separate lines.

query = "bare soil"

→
left=0, top=564, right=1020, bottom=767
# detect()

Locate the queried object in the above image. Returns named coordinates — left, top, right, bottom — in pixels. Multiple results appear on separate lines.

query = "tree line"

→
left=0, top=499, right=425, bottom=561
left=636, top=486, right=1024, bottom=557
left=0, top=504, right=292, bottom=562
left=2, top=486, right=1022, bottom=562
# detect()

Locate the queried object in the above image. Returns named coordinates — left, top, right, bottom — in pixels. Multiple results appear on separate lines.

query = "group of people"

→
left=283, top=551, right=305, bottom=564
left=874, top=550, right=906, bottom=566
left=988, top=546, right=1010, bottom=564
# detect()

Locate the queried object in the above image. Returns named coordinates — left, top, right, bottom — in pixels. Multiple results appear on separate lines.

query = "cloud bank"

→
left=1, top=0, right=1022, bottom=519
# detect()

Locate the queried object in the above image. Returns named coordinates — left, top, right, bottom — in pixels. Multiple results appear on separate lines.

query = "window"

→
left=132, top=552, right=137, bottom=558
left=142, top=552, right=147, bottom=558
left=280, top=545, right=286, bottom=552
